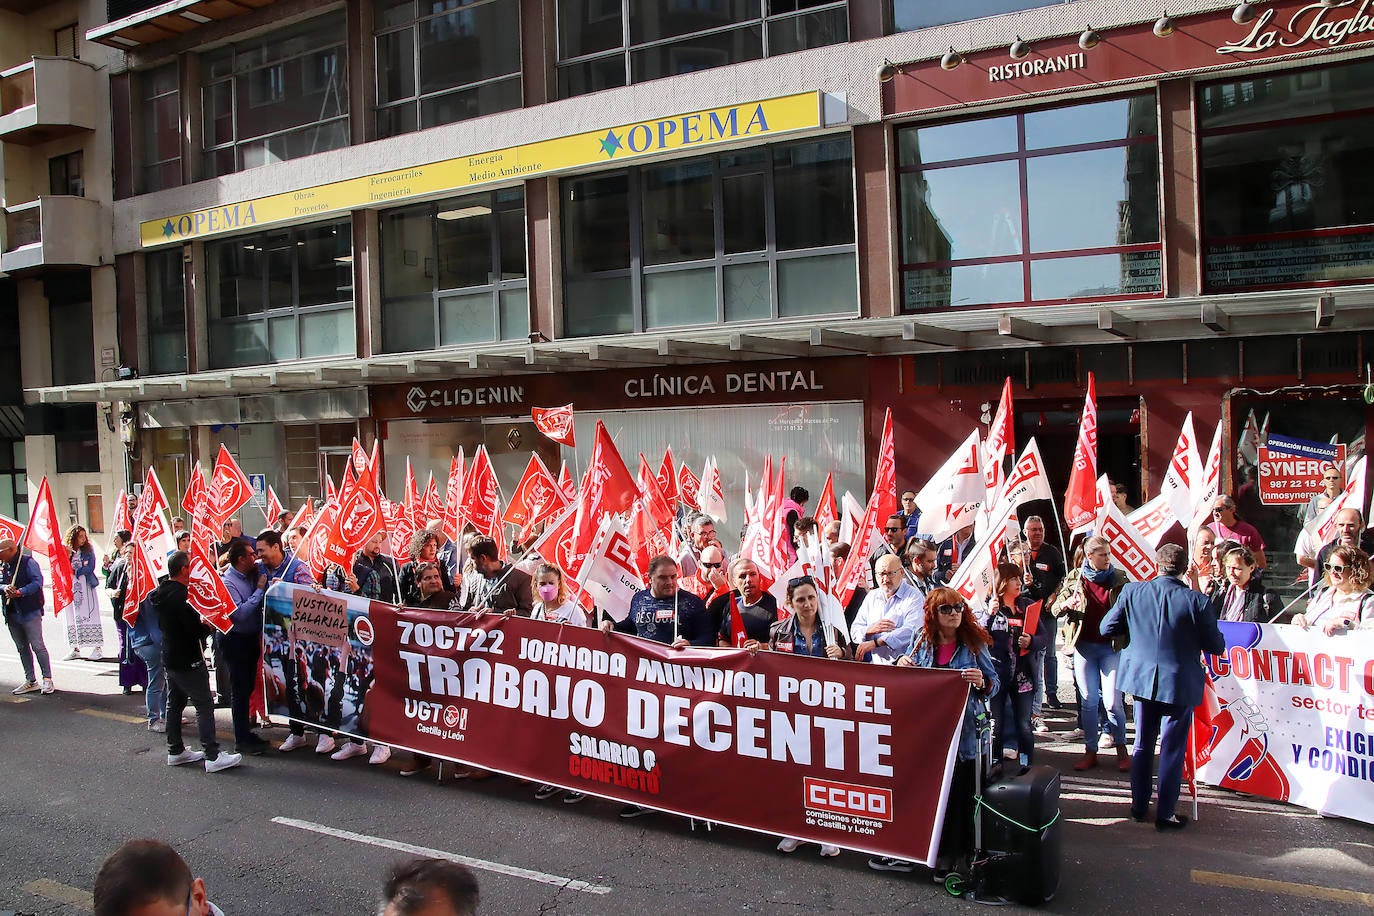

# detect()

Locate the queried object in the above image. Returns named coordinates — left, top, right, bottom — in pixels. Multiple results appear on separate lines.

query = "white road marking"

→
left=23, top=878, right=93, bottom=910
left=271, top=816, right=613, bottom=896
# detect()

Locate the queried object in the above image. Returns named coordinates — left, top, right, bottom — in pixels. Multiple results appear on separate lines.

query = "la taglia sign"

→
left=884, top=0, right=1374, bottom=115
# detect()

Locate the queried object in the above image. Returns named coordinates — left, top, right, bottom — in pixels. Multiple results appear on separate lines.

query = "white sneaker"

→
left=315, top=734, right=337, bottom=754
left=148, top=719, right=167, bottom=733
left=819, top=845, right=841, bottom=857
left=40, top=678, right=54, bottom=695
left=11, top=681, right=38, bottom=695
left=331, top=742, right=367, bottom=761
left=86, top=647, right=103, bottom=661
left=368, top=745, right=392, bottom=765
left=63, top=648, right=81, bottom=660
left=1065, top=727, right=1086, bottom=741
left=1033, top=716, right=1050, bottom=734
left=205, top=752, right=242, bottom=773
left=167, top=749, right=205, bottom=766
left=278, top=733, right=310, bottom=752
left=777, top=838, right=802, bottom=853
left=1098, top=732, right=1116, bottom=750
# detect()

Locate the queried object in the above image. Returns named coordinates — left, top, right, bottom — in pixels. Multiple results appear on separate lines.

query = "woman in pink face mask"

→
left=531, top=562, right=589, bottom=805
left=533, top=563, right=587, bottom=627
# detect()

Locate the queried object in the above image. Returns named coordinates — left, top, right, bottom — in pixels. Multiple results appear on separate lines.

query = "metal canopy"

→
left=85, top=0, right=277, bottom=49
left=27, top=286, right=1374, bottom=406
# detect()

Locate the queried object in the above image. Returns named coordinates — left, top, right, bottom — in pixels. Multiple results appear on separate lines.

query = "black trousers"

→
left=220, top=631, right=261, bottom=744
left=939, top=758, right=977, bottom=865
left=166, top=662, right=219, bottom=761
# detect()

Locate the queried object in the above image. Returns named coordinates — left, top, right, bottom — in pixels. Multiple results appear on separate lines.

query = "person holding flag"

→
left=984, top=564, right=1047, bottom=769
left=220, top=541, right=270, bottom=756
left=772, top=575, right=849, bottom=859
left=1, top=537, right=53, bottom=695
left=460, top=537, right=533, bottom=617
left=711, top=558, right=777, bottom=648
left=1101, top=543, right=1225, bottom=831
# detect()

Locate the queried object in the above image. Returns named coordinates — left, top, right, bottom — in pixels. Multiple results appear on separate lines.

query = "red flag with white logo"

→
left=532, top=404, right=576, bottom=447
left=422, top=472, right=443, bottom=527
left=186, top=536, right=235, bottom=633
left=23, top=477, right=74, bottom=616
left=1094, top=476, right=1157, bottom=582
left=0, top=513, right=24, bottom=543
left=657, top=448, right=678, bottom=505
left=181, top=468, right=204, bottom=518
left=112, top=489, right=132, bottom=535
left=983, top=377, right=1015, bottom=502
left=382, top=498, right=415, bottom=559
left=327, top=461, right=385, bottom=566
left=460, top=446, right=501, bottom=539
left=569, top=422, right=639, bottom=570
left=698, top=456, right=727, bottom=523
left=404, top=458, right=419, bottom=512
left=726, top=591, right=748, bottom=648
left=265, top=485, right=284, bottom=527
left=207, top=444, right=254, bottom=531
left=813, top=472, right=837, bottom=531
left=122, top=541, right=157, bottom=625
left=1159, top=412, right=1200, bottom=531
left=677, top=464, right=701, bottom=510
left=503, top=453, right=566, bottom=530
left=914, top=428, right=983, bottom=542
left=557, top=463, right=576, bottom=501
left=835, top=411, right=897, bottom=608
left=301, top=503, right=335, bottom=583
left=442, top=451, right=465, bottom=541
left=577, top=513, right=643, bottom=622
left=287, top=500, right=313, bottom=535
left=1064, top=372, right=1100, bottom=530
left=134, top=467, right=176, bottom=578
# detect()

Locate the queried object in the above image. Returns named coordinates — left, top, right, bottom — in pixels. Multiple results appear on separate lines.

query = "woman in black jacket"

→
left=983, top=563, right=1049, bottom=769
left=1217, top=545, right=1281, bottom=623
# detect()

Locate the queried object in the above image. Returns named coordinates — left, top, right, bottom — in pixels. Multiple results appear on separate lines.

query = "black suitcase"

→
left=977, top=763, right=1062, bottom=905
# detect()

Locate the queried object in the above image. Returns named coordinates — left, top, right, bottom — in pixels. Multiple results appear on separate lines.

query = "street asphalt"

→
left=1, top=625, right=1371, bottom=915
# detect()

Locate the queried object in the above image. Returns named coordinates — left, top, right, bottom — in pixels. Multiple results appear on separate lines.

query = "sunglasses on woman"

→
left=936, top=604, right=965, bottom=616
left=1325, top=563, right=1347, bottom=574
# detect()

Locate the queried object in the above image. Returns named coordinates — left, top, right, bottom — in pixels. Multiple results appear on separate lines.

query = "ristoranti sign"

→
left=372, top=357, right=867, bottom=419
left=884, top=0, right=1374, bottom=116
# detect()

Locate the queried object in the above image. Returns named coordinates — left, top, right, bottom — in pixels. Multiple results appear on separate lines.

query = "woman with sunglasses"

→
left=870, top=588, right=996, bottom=878
left=772, top=576, right=850, bottom=859
left=1292, top=546, right=1374, bottom=635
left=1216, top=545, right=1280, bottom=623
left=985, top=564, right=1047, bottom=769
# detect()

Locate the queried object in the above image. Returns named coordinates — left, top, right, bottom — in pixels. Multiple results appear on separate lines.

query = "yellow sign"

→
left=142, top=92, right=822, bottom=247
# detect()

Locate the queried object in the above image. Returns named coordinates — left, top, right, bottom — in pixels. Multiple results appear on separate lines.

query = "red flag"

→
left=122, top=542, right=157, bottom=625
left=404, top=458, right=419, bottom=512
left=134, top=467, right=176, bottom=577
left=1064, top=372, right=1099, bottom=530
left=208, top=444, right=254, bottom=530
left=557, top=463, right=576, bottom=501
left=657, top=448, right=678, bottom=505
left=351, top=438, right=369, bottom=479
left=460, top=446, right=500, bottom=538
left=186, top=537, right=236, bottom=633
left=383, top=498, right=416, bottom=558
left=873, top=408, right=898, bottom=526
left=530, top=503, right=587, bottom=605
left=814, top=473, right=837, bottom=531
left=422, top=472, right=443, bottom=527
left=300, top=503, right=335, bottom=583
left=532, top=404, right=576, bottom=447
left=677, top=464, right=701, bottom=510
left=325, top=474, right=338, bottom=503
left=835, top=411, right=897, bottom=608
left=628, top=456, right=675, bottom=574
left=327, top=462, right=384, bottom=565
left=983, top=377, right=1015, bottom=500
left=0, top=513, right=24, bottom=543
left=442, top=451, right=465, bottom=541
left=23, top=477, right=74, bottom=616
left=265, top=486, right=284, bottom=526
left=767, top=457, right=793, bottom=576
left=112, top=489, right=132, bottom=534
left=181, top=469, right=205, bottom=518
left=726, top=591, right=748, bottom=648
left=569, top=423, right=639, bottom=569
left=503, top=453, right=566, bottom=530
left=287, top=500, right=313, bottom=534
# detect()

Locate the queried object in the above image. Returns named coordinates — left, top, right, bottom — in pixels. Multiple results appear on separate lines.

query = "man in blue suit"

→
left=1101, top=543, right=1225, bottom=831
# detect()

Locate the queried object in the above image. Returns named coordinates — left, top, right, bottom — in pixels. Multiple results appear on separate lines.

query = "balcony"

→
left=0, top=57, right=100, bottom=146
left=1, top=196, right=110, bottom=274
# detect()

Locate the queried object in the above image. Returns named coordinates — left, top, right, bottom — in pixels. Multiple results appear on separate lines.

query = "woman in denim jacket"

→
left=868, top=587, right=998, bottom=879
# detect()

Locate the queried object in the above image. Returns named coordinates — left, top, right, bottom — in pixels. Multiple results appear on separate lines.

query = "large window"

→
left=206, top=219, right=354, bottom=368
left=380, top=189, right=528, bottom=352
left=374, top=0, right=522, bottom=138
left=557, top=0, right=847, bottom=98
left=1201, top=59, right=1374, bottom=292
left=146, top=248, right=187, bottom=375
left=140, top=63, right=181, bottom=193
left=562, top=135, right=857, bottom=336
left=897, top=95, right=1161, bottom=311
left=201, top=14, right=348, bottom=178
left=889, top=0, right=1068, bottom=33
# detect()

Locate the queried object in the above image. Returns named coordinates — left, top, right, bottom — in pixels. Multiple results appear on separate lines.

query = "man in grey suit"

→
left=1101, top=543, right=1226, bottom=831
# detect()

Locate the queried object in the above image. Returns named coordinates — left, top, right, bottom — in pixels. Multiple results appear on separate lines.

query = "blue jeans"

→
left=7, top=615, right=51, bottom=682
left=132, top=641, right=166, bottom=724
left=1074, top=641, right=1127, bottom=751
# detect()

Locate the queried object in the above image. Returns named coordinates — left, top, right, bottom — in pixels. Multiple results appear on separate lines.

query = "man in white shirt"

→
left=850, top=554, right=923, bottom=664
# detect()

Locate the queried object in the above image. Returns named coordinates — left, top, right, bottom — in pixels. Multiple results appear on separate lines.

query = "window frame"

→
left=379, top=189, right=530, bottom=353
left=199, top=13, right=350, bottom=178
left=140, top=63, right=182, bottom=193
left=561, top=134, right=858, bottom=336
left=145, top=248, right=188, bottom=376
left=895, top=91, right=1164, bottom=314
left=372, top=0, right=524, bottom=139
left=555, top=0, right=848, bottom=98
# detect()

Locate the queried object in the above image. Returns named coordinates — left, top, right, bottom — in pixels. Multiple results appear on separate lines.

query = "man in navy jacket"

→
left=1, top=537, right=53, bottom=694
left=1101, top=543, right=1225, bottom=831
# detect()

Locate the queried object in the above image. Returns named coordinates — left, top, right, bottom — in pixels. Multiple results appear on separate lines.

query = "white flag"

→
left=915, top=430, right=984, bottom=542
left=1128, top=494, right=1177, bottom=550
left=1189, top=423, right=1224, bottom=538
left=1094, top=476, right=1157, bottom=582
left=1160, top=413, right=1201, bottom=532
left=1309, top=455, right=1366, bottom=545
left=698, top=456, right=728, bottom=524
left=578, top=513, right=642, bottom=622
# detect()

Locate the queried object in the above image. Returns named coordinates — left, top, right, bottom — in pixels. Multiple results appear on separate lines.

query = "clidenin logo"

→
left=598, top=103, right=772, bottom=159
left=406, top=386, right=428, bottom=413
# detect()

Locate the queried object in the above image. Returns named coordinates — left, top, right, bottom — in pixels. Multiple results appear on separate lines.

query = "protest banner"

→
left=1196, top=621, right=1374, bottom=825
left=1258, top=440, right=1345, bottom=506
left=262, top=584, right=370, bottom=734
left=262, top=582, right=971, bottom=864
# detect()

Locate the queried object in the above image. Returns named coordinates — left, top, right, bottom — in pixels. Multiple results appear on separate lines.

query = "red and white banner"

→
left=1198, top=622, right=1374, bottom=826
left=982, top=377, right=1014, bottom=503
left=1064, top=372, right=1099, bottom=530
left=914, top=429, right=983, bottom=542
left=1126, top=494, right=1177, bottom=550
left=460, top=446, right=501, bottom=539
left=208, top=444, right=254, bottom=530
left=576, top=513, right=641, bottom=621
left=112, top=489, right=132, bottom=535
left=266, top=580, right=971, bottom=864
left=265, top=486, right=285, bottom=527
left=1093, top=476, right=1157, bottom=582
left=532, top=404, right=577, bottom=447
left=502, top=453, right=566, bottom=531
left=814, top=472, right=838, bottom=531
left=1159, top=412, right=1200, bottom=529
left=0, top=513, right=24, bottom=543
left=24, top=477, right=74, bottom=616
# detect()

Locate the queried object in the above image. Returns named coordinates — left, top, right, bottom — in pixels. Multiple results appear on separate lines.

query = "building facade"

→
left=2, top=0, right=1369, bottom=565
